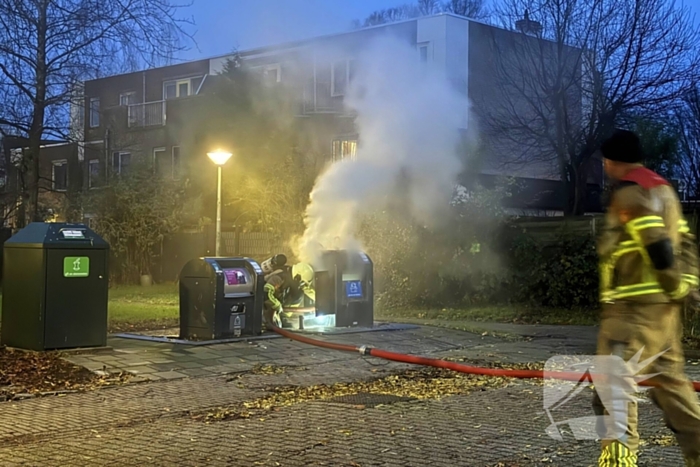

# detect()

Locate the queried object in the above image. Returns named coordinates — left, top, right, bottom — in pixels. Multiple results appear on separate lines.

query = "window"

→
left=253, top=65, right=281, bottom=85
left=331, top=138, right=357, bottom=162
left=332, top=61, right=348, bottom=97
left=72, top=97, right=85, bottom=130
left=153, top=147, right=168, bottom=177
left=418, top=43, right=429, bottom=63
left=88, top=159, right=101, bottom=188
left=164, top=82, right=177, bottom=100
left=172, top=146, right=181, bottom=179
left=264, top=65, right=281, bottom=84
left=89, top=97, right=100, bottom=127
left=52, top=160, right=68, bottom=191
left=163, top=77, right=202, bottom=100
left=348, top=59, right=356, bottom=84
left=119, top=92, right=136, bottom=106
left=111, top=151, right=131, bottom=175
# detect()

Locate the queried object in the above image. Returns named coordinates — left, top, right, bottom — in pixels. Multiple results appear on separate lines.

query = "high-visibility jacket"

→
left=598, top=167, right=699, bottom=303
left=264, top=283, right=282, bottom=311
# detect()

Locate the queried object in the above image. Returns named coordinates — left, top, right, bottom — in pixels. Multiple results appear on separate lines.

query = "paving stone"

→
left=116, top=360, right=154, bottom=367
left=171, top=361, right=208, bottom=369
left=125, top=365, right=158, bottom=374
left=145, top=358, right=176, bottom=364
left=150, top=362, right=184, bottom=372
left=180, top=368, right=215, bottom=377
left=150, top=371, right=187, bottom=380
left=0, top=324, right=691, bottom=465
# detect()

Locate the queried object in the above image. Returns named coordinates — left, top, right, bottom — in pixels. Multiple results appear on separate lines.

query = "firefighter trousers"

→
left=592, top=302, right=700, bottom=466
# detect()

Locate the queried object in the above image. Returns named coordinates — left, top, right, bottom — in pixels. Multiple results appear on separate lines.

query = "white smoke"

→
left=296, top=34, right=471, bottom=267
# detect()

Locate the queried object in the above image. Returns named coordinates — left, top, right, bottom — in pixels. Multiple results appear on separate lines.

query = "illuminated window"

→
left=331, top=138, right=357, bottom=162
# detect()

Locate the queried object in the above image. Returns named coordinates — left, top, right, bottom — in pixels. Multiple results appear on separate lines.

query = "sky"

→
left=177, top=0, right=408, bottom=60
left=178, top=0, right=700, bottom=61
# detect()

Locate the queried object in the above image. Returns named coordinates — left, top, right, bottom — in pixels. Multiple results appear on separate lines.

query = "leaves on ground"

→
left=199, top=366, right=540, bottom=422
left=108, top=318, right=179, bottom=333
left=0, top=346, right=130, bottom=400
left=249, top=364, right=287, bottom=375
left=640, top=434, right=678, bottom=447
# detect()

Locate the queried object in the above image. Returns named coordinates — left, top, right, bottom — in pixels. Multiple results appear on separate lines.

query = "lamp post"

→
left=207, top=149, right=233, bottom=256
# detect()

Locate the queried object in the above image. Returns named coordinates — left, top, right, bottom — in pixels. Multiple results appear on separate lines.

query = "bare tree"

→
left=484, top=0, right=700, bottom=214
left=444, top=0, right=490, bottom=18
left=0, top=0, right=194, bottom=225
left=677, top=87, right=700, bottom=196
left=354, top=0, right=489, bottom=27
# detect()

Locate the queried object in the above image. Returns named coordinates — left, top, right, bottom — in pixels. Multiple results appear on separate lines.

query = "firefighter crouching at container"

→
left=594, top=129, right=700, bottom=466
left=263, top=274, right=284, bottom=329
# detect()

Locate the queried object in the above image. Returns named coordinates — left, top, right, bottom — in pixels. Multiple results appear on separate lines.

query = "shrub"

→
left=507, top=229, right=599, bottom=308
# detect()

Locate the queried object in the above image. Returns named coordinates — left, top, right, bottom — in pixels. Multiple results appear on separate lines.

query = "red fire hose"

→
left=270, top=325, right=700, bottom=392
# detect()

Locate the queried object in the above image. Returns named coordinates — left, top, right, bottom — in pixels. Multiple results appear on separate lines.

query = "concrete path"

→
left=1, top=322, right=698, bottom=466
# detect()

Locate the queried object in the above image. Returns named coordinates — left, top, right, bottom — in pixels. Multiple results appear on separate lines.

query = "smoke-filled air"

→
left=296, top=34, right=470, bottom=267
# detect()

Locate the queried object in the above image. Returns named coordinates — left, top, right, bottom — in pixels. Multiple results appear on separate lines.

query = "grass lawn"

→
left=375, top=306, right=599, bottom=327
left=108, top=283, right=178, bottom=321
left=0, top=282, right=597, bottom=333
left=107, top=283, right=179, bottom=332
left=0, top=282, right=180, bottom=333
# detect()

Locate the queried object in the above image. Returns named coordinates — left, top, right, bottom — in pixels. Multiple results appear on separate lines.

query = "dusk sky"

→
left=178, top=0, right=700, bottom=61
left=177, top=0, right=431, bottom=60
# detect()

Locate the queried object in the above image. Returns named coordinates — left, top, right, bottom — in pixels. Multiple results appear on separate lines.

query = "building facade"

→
left=9, top=12, right=599, bottom=227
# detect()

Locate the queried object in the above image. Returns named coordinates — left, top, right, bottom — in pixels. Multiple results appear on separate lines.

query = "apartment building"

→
left=3, top=12, right=601, bottom=226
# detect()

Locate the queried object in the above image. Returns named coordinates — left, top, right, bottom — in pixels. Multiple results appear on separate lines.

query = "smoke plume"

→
left=296, top=34, right=471, bottom=267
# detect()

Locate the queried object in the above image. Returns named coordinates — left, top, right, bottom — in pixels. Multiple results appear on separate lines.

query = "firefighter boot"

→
left=598, top=441, right=638, bottom=467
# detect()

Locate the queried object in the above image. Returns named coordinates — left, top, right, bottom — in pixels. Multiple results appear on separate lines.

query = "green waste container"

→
left=1, top=222, right=109, bottom=350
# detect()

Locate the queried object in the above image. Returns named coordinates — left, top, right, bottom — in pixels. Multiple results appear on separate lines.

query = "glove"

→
left=273, top=308, right=283, bottom=327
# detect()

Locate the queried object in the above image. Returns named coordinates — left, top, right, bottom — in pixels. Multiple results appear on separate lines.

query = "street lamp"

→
left=207, top=149, right=233, bottom=256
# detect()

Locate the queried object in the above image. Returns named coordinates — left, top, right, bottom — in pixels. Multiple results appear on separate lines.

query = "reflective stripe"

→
left=670, top=281, right=690, bottom=300
left=609, top=283, right=665, bottom=299
left=625, top=224, right=653, bottom=268
left=599, top=442, right=638, bottom=467
left=684, top=274, right=700, bottom=286
left=600, top=216, right=698, bottom=303
left=627, top=215, right=665, bottom=231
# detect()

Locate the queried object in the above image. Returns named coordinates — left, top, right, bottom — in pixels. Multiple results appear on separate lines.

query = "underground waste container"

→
left=314, top=250, right=374, bottom=328
left=1, top=222, right=109, bottom=351
left=179, top=257, right=265, bottom=340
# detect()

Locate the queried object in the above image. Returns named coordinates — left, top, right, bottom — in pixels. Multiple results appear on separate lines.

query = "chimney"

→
left=515, top=9, right=543, bottom=36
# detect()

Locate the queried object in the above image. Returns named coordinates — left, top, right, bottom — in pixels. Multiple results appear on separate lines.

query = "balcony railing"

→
left=127, top=101, right=165, bottom=128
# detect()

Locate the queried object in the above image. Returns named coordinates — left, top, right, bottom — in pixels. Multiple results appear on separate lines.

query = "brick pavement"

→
left=0, top=324, right=697, bottom=466
left=0, top=379, right=687, bottom=466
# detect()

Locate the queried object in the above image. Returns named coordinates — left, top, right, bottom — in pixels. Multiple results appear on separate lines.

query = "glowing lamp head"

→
left=207, top=150, right=233, bottom=166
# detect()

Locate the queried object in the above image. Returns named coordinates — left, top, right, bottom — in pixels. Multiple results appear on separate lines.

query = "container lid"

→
left=5, top=222, right=109, bottom=249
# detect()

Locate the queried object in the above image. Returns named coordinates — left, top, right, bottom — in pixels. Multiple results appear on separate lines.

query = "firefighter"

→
left=263, top=274, right=284, bottom=329
left=594, top=129, right=700, bottom=466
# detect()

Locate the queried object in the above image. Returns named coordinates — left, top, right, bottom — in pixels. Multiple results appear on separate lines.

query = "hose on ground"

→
left=270, top=325, right=700, bottom=392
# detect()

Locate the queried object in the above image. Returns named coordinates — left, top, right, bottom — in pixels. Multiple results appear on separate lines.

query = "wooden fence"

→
left=156, top=228, right=284, bottom=282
